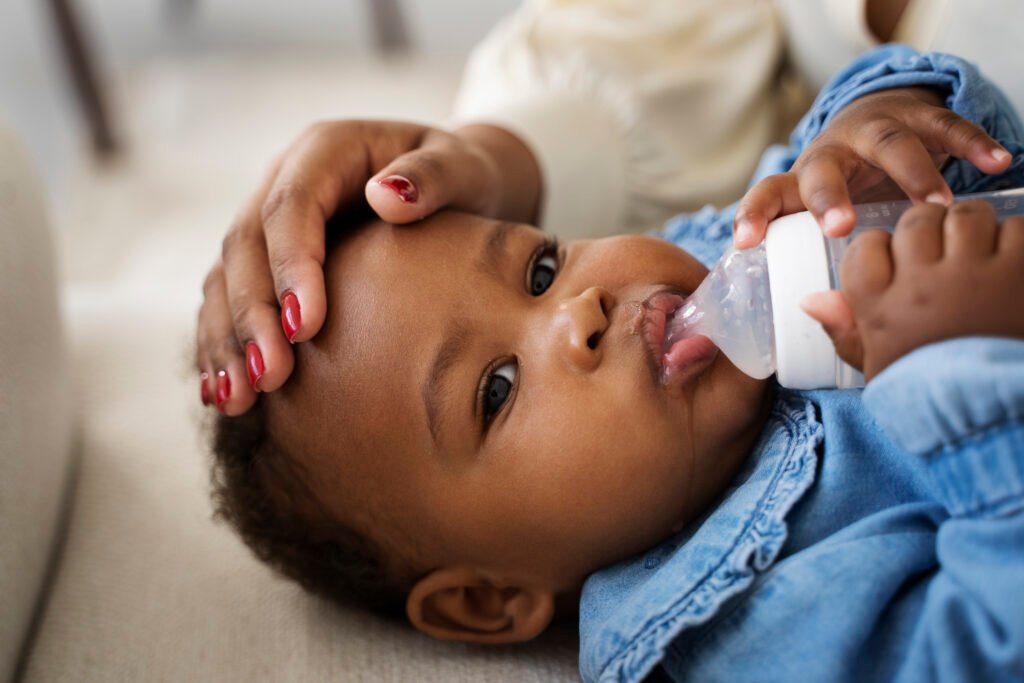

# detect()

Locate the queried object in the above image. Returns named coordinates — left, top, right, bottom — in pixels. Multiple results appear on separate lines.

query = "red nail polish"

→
left=246, top=342, right=265, bottom=390
left=281, top=291, right=301, bottom=342
left=200, top=372, right=212, bottom=406
left=378, top=175, right=418, bottom=203
left=215, top=370, right=231, bottom=409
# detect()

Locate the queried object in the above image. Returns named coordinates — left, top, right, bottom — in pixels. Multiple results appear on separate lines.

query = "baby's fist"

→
left=803, top=201, right=1024, bottom=382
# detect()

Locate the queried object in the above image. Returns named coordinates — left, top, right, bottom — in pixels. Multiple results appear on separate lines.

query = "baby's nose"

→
left=556, top=286, right=613, bottom=372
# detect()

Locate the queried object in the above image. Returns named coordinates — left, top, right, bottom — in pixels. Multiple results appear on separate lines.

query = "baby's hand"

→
left=801, top=201, right=1024, bottom=382
left=196, top=119, right=539, bottom=414
left=733, top=87, right=1012, bottom=248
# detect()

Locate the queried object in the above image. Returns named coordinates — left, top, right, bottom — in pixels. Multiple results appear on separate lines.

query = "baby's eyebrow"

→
left=476, top=220, right=518, bottom=277
left=422, top=319, right=471, bottom=450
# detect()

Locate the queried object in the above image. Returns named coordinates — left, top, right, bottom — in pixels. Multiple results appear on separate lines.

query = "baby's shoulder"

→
left=658, top=203, right=737, bottom=269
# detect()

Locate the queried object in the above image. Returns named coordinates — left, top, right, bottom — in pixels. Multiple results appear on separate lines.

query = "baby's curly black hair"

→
left=208, top=401, right=410, bottom=618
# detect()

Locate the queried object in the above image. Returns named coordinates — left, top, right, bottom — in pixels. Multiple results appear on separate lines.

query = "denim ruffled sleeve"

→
left=862, top=337, right=1024, bottom=682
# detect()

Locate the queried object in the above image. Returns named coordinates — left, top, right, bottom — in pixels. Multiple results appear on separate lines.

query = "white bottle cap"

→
left=764, top=211, right=835, bottom=389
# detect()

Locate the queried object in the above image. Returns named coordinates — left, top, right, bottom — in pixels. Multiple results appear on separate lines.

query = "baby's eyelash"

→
left=527, top=235, right=561, bottom=296
left=477, top=358, right=517, bottom=429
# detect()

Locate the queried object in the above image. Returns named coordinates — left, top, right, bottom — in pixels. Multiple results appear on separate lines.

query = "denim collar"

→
left=579, top=389, right=823, bottom=683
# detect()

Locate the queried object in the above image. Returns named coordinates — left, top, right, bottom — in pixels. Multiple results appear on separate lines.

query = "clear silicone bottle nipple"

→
left=663, top=243, right=776, bottom=380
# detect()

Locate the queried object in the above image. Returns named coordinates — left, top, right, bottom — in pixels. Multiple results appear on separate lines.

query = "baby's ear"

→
left=406, top=566, right=554, bottom=644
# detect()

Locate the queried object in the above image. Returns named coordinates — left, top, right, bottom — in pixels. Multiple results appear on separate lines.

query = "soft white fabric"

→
left=0, top=123, right=75, bottom=683
left=455, top=0, right=1024, bottom=241
left=777, top=0, right=1024, bottom=116
left=453, top=0, right=792, bottom=238
left=15, top=221, right=578, bottom=682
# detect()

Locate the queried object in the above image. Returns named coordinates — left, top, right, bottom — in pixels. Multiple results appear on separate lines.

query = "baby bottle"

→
left=664, top=187, right=1024, bottom=389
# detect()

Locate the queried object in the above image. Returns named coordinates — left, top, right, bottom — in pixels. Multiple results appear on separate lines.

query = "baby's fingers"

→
left=800, top=290, right=864, bottom=372
left=793, top=145, right=858, bottom=238
left=851, top=118, right=953, bottom=207
left=733, top=172, right=805, bottom=248
left=198, top=263, right=259, bottom=415
left=921, top=108, right=1012, bottom=175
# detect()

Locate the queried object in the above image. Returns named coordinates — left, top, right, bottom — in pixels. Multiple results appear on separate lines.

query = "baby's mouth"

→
left=636, top=289, right=717, bottom=385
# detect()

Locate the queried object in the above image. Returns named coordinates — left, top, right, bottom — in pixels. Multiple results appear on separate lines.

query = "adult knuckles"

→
left=261, top=180, right=312, bottom=226
left=405, top=149, right=449, bottom=183
left=202, top=264, right=224, bottom=297
left=267, top=250, right=311, bottom=285
left=211, top=334, right=243, bottom=361
left=221, top=222, right=260, bottom=261
left=228, top=295, right=259, bottom=334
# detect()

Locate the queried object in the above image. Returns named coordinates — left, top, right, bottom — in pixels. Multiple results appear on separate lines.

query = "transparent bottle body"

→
left=664, top=187, right=1024, bottom=388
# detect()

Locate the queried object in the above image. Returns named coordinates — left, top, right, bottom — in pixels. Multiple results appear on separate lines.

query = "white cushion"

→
left=0, top=123, right=76, bottom=682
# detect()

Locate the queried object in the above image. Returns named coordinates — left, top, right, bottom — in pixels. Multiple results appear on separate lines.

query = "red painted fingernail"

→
left=378, top=175, right=418, bottom=203
left=215, top=370, right=231, bottom=409
left=200, top=372, right=212, bottom=406
left=246, top=342, right=265, bottom=391
left=281, top=291, right=301, bottom=342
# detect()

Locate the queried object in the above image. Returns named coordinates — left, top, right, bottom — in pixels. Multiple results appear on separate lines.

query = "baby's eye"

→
left=481, top=361, right=517, bottom=425
left=529, top=240, right=559, bottom=296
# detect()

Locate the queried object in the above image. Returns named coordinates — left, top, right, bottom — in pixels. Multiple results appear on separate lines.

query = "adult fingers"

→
left=943, top=199, right=999, bottom=259
left=793, top=145, right=858, bottom=238
left=732, top=172, right=805, bottom=248
left=891, top=202, right=945, bottom=266
left=849, top=118, right=952, bottom=207
left=221, top=216, right=295, bottom=394
left=198, top=263, right=258, bottom=415
left=365, top=129, right=498, bottom=225
left=259, top=129, right=358, bottom=345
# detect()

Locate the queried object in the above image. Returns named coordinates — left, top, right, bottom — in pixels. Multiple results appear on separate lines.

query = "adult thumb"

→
left=800, top=290, right=865, bottom=372
left=365, top=138, right=496, bottom=225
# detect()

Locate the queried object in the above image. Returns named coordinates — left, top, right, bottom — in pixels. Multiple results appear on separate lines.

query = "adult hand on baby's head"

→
left=732, top=86, right=1012, bottom=249
left=800, top=201, right=1024, bottom=382
left=196, top=119, right=540, bottom=414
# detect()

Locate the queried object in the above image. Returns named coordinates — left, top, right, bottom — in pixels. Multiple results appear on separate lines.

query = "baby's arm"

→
left=859, top=336, right=1024, bottom=681
left=809, top=202, right=1024, bottom=680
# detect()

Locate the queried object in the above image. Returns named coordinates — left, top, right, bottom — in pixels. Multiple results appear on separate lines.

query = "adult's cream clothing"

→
left=453, top=0, right=1024, bottom=239
left=452, top=0, right=794, bottom=238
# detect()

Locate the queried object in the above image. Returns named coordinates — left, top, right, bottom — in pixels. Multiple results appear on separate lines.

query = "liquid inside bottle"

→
left=663, top=187, right=1024, bottom=389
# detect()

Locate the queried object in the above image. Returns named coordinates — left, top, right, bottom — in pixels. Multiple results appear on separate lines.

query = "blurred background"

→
left=0, top=0, right=518, bottom=284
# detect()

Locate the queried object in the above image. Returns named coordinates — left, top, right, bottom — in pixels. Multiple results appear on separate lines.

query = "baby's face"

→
left=270, top=212, right=770, bottom=593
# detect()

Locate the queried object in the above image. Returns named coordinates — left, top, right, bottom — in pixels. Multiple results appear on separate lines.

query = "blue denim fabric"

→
left=578, top=46, right=1024, bottom=683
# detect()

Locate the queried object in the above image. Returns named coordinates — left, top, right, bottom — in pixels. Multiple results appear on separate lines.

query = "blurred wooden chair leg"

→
left=368, top=0, right=411, bottom=53
left=46, top=0, right=118, bottom=157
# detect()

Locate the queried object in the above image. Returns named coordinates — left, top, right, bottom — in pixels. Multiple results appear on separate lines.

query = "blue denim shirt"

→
left=578, top=46, right=1024, bottom=683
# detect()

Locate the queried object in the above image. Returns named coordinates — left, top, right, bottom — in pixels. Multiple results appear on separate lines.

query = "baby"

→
left=205, top=47, right=1024, bottom=681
